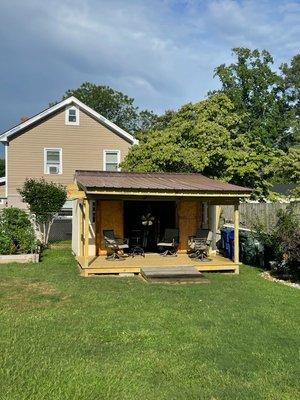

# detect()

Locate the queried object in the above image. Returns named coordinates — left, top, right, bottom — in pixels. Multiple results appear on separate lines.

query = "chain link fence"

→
left=49, top=219, right=72, bottom=242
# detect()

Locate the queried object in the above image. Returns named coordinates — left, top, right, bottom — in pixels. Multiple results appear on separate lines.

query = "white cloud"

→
left=0, top=0, right=299, bottom=136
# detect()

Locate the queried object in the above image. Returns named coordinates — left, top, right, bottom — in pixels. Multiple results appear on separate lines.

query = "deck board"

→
left=77, top=253, right=238, bottom=276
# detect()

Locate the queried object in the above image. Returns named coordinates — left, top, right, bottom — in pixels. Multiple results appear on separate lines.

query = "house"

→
left=71, top=170, right=252, bottom=276
left=0, top=177, right=5, bottom=205
left=0, top=97, right=137, bottom=238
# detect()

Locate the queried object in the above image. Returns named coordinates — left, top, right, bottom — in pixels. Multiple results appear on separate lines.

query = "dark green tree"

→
left=56, top=82, right=157, bottom=134
left=123, top=93, right=285, bottom=198
left=281, top=54, right=300, bottom=147
left=18, top=179, right=67, bottom=245
left=212, top=48, right=294, bottom=149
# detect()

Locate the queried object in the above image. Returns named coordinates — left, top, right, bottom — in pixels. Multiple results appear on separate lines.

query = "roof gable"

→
left=0, top=96, right=138, bottom=145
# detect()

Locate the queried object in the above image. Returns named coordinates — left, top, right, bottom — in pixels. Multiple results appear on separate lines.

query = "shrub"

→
left=252, top=205, right=300, bottom=280
left=273, top=208, right=300, bottom=279
left=0, top=208, right=36, bottom=255
left=240, top=231, right=264, bottom=267
left=0, top=233, right=13, bottom=255
left=18, top=178, right=67, bottom=245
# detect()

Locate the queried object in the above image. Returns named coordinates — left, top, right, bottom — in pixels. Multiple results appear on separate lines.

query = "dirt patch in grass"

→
left=0, top=278, right=70, bottom=311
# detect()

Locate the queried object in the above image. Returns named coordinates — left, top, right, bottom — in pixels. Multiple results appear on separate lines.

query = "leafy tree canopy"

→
left=18, top=179, right=67, bottom=245
left=281, top=54, right=300, bottom=147
left=272, top=147, right=300, bottom=198
left=56, top=82, right=158, bottom=134
left=124, top=48, right=300, bottom=199
left=123, top=93, right=285, bottom=198
left=212, top=48, right=297, bottom=149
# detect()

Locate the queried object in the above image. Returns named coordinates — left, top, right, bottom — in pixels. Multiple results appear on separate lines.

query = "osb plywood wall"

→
left=96, top=199, right=202, bottom=254
left=177, top=200, right=202, bottom=250
left=97, top=200, right=124, bottom=254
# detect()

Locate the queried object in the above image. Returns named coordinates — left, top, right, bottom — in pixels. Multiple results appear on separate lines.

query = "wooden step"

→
left=140, top=266, right=209, bottom=283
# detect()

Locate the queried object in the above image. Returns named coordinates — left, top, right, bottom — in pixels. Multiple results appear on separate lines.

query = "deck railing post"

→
left=234, top=203, right=240, bottom=273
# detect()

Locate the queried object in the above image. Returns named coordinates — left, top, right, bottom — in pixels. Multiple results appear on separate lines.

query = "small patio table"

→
left=130, top=231, right=145, bottom=258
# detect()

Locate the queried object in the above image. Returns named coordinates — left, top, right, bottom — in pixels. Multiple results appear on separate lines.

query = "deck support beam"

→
left=234, top=203, right=240, bottom=273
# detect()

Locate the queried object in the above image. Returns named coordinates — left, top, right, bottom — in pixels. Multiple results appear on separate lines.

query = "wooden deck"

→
left=77, top=253, right=238, bottom=276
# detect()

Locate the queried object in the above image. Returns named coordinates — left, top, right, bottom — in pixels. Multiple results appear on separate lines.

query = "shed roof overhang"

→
left=73, top=171, right=252, bottom=202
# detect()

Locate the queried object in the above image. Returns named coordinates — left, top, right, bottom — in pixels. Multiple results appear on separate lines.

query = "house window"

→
left=65, top=106, right=79, bottom=125
left=55, top=200, right=73, bottom=220
left=103, top=150, right=120, bottom=171
left=44, top=148, right=62, bottom=175
left=55, top=208, right=72, bottom=220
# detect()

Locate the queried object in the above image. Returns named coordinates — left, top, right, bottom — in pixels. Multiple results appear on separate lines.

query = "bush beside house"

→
left=0, top=208, right=36, bottom=255
left=18, top=178, right=67, bottom=246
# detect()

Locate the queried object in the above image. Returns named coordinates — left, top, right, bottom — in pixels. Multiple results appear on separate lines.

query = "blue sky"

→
left=0, top=0, right=299, bottom=157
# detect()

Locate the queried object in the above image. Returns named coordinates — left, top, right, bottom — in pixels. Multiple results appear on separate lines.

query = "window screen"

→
left=45, top=149, right=62, bottom=174
left=105, top=151, right=119, bottom=171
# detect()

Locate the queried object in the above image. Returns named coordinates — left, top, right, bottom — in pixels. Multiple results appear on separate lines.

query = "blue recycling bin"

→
left=220, top=227, right=235, bottom=260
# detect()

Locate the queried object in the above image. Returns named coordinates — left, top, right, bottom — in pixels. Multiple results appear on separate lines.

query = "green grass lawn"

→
left=0, top=243, right=299, bottom=400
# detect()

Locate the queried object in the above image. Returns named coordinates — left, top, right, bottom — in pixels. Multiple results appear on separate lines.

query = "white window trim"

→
left=55, top=210, right=73, bottom=220
left=65, top=105, right=79, bottom=126
left=44, top=148, right=63, bottom=175
left=103, top=149, right=121, bottom=171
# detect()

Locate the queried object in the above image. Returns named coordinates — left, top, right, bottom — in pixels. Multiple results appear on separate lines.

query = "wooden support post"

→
left=84, top=198, right=90, bottom=267
left=79, top=202, right=84, bottom=257
left=209, top=204, right=217, bottom=252
left=234, top=203, right=240, bottom=273
left=216, top=205, right=221, bottom=230
left=95, top=200, right=100, bottom=256
left=202, top=201, right=208, bottom=228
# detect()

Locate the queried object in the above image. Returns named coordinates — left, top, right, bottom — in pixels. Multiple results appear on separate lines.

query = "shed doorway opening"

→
left=124, top=201, right=176, bottom=252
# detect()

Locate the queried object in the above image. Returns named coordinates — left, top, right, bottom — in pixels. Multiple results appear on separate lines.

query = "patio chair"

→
left=103, top=230, right=129, bottom=261
left=157, top=228, right=179, bottom=256
left=188, top=228, right=212, bottom=261
left=188, top=228, right=210, bottom=249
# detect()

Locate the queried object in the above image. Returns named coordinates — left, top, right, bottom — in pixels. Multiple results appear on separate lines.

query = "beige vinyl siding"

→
left=0, top=184, right=6, bottom=197
left=7, top=108, right=132, bottom=196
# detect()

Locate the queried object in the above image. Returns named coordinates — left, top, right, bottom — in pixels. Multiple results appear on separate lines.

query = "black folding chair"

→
left=157, top=228, right=179, bottom=256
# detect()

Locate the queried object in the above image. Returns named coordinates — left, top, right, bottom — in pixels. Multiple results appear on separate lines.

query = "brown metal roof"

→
left=75, top=170, right=252, bottom=194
